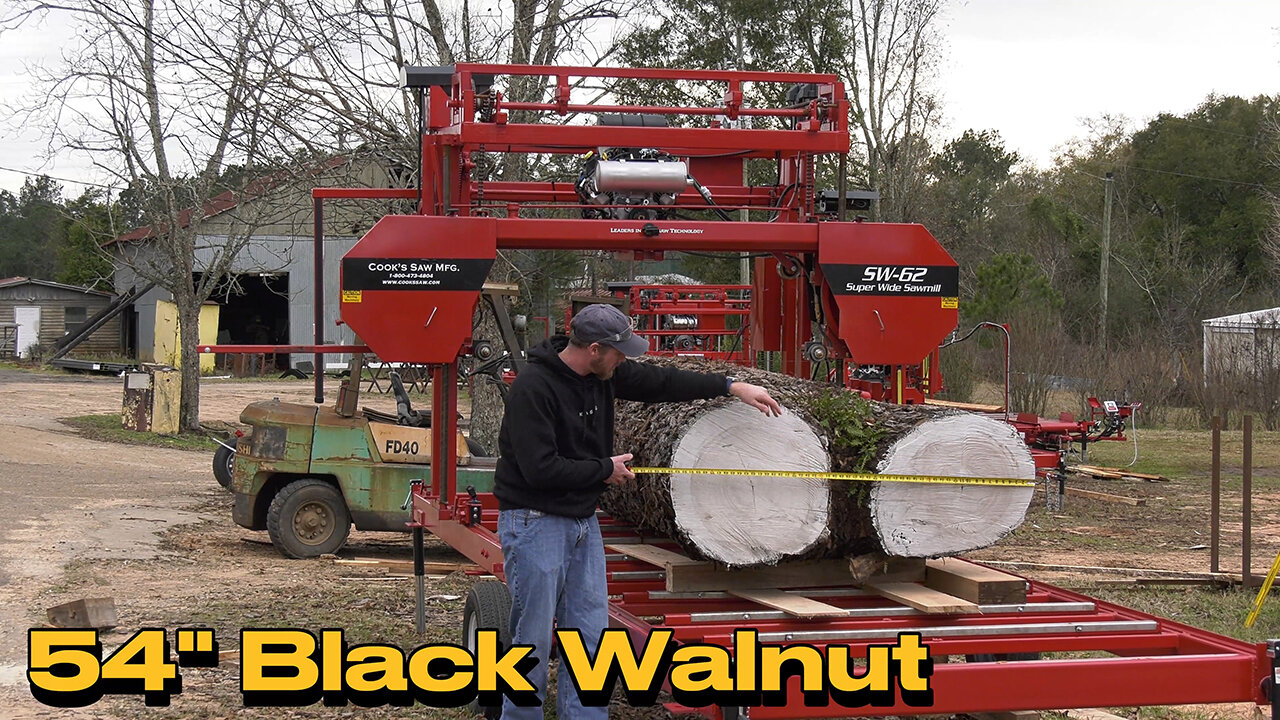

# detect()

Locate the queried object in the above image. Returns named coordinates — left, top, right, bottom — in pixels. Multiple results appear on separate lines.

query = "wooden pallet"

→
left=606, top=544, right=1027, bottom=617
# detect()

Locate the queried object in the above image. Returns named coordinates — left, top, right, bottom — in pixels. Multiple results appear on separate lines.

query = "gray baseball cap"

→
left=570, top=304, right=649, bottom=357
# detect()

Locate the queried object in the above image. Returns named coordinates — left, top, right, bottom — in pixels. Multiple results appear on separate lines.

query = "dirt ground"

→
left=0, top=369, right=1274, bottom=719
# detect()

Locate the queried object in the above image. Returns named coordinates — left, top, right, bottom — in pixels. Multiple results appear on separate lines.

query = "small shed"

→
left=1202, top=307, right=1280, bottom=380
left=0, top=277, right=122, bottom=358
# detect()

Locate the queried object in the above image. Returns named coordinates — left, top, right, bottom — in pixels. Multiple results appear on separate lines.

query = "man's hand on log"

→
left=729, top=381, right=782, bottom=416
left=607, top=453, right=636, bottom=486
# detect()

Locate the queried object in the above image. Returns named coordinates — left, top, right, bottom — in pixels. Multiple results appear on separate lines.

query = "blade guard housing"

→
left=818, top=222, right=959, bottom=365
left=341, top=215, right=496, bottom=363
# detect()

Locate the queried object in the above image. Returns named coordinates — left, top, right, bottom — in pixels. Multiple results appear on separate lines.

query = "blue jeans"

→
left=498, top=508, right=609, bottom=720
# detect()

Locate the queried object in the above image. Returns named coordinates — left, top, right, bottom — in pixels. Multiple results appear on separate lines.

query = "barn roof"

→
left=1203, top=307, right=1280, bottom=328
left=0, top=277, right=113, bottom=297
left=110, top=155, right=354, bottom=245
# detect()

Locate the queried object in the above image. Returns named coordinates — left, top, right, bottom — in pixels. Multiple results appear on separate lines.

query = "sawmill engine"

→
left=660, top=314, right=701, bottom=351
left=575, top=147, right=688, bottom=221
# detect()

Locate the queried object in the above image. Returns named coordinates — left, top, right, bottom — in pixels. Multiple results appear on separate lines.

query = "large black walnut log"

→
left=605, top=360, right=1034, bottom=566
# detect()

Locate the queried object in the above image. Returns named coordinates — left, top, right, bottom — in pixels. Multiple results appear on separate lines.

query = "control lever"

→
left=389, top=371, right=418, bottom=425
left=465, top=485, right=483, bottom=526
left=407, top=477, right=426, bottom=636
left=401, top=478, right=423, bottom=510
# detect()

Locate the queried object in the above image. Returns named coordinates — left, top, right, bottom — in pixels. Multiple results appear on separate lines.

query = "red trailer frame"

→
left=415, top=488, right=1273, bottom=717
left=320, top=63, right=1276, bottom=718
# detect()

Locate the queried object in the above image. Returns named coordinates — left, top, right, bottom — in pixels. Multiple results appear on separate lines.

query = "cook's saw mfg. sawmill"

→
left=256, top=64, right=1278, bottom=718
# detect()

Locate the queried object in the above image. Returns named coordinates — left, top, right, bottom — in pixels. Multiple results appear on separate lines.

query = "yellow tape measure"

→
left=629, top=466, right=1034, bottom=488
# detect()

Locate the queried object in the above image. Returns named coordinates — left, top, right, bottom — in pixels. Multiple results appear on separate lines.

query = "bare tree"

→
left=3, top=0, right=315, bottom=431
left=257, top=0, right=641, bottom=449
left=256, top=0, right=635, bottom=176
left=1263, top=112, right=1280, bottom=280
left=1113, top=213, right=1243, bottom=352
left=839, top=0, right=944, bottom=222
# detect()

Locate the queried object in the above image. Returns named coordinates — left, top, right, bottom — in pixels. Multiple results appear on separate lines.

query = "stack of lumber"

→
left=1069, top=464, right=1165, bottom=482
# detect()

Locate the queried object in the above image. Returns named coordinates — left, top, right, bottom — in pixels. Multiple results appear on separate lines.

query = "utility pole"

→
left=1099, top=172, right=1113, bottom=352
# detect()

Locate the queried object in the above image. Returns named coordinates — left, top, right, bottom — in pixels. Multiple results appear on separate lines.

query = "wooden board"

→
left=605, top=543, right=701, bottom=568
left=1065, top=486, right=1146, bottom=506
left=926, top=558, right=1027, bottom=604
left=924, top=398, right=1005, bottom=413
left=1075, top=465, right=1164, bottom=481
left=666, top=558, right=861, bottom=592
left=47, top=598, right=118, bottom=629
left=333, top=558, right=479, bottom=574
left=604, top=543, right=926, bottom=593
left=481, top=282, right=520, bottom=296
left=866, top=581, right=980, bottom=614
left=1065, top=709, right=1128, bottom=720
left=727, top=589, right=850, bottom=618
left=970, top=711, right=1040, bottom=720
left=1069, top=465, right=1124, bottom=479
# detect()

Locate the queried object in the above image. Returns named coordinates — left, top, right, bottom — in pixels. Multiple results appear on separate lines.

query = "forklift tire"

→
left=213, top=444, right=235, bottom=490
left=266, top=479, right=352, bottom=559
left=465, top=437, right=488, bottom=457
left=464, top=581, right=512, bottom=719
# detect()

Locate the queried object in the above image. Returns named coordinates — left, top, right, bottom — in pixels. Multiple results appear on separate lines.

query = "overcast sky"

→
left=1, top=0, right=1278, bottom=195
left=938, top=0, right=1280, bottom=167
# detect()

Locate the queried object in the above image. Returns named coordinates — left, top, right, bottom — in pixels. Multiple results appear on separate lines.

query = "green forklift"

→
left=224, top=363, right=493, bottom=557
left=217, top=285, right=523, bottom=558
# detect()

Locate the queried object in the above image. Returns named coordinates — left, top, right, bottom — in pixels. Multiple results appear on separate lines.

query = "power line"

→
left=1154, top=115, right=1263, bottom=140
left=0, top=164, right=119, bottom=191
left=1117, top=163, right=1272, bottom=190
left=1070, top=163, right=1273, bottom=190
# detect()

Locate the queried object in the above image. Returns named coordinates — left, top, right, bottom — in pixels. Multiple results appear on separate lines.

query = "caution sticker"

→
left=941, top=297, right=958, bottom=309
left=342, top=290, right=362, bottom=303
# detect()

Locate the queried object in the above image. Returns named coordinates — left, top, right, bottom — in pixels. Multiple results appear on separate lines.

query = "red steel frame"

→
left=326, top=63, right=1278, bottom=718
left=570, top=283, right=753, bottom=365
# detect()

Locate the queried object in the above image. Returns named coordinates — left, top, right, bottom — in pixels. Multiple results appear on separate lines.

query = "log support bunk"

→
left=314, top=64, right=1275, bottom=717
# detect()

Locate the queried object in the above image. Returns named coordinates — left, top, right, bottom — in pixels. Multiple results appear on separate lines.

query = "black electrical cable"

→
left=769, top=182, right=800, bottom=221
left=676, top=250, right=772, bottom=260
left=940, top=322, right=988, bottom=349
left=723, top=323, right=748, bottom=362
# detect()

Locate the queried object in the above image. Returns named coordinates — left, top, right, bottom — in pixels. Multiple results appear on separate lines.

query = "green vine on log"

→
left=802, top=389, right=886, bottom=496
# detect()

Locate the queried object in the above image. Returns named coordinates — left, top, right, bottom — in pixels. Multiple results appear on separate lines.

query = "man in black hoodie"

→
left=494, top=303, right=780, bottom=720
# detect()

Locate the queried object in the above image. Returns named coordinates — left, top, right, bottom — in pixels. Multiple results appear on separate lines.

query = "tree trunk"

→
left=605, top=360, right=1035, bottom=566
left=467, top=307, right=505, bottom=456
left=176, top=292, right=202, bottom=433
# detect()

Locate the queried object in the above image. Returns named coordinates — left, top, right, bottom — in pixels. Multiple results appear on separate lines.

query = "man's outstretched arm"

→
left=615, top=362, right=781, bottom=416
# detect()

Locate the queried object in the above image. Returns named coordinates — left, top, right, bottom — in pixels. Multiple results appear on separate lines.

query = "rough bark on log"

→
left=605, top=358, right=1035, bottom=566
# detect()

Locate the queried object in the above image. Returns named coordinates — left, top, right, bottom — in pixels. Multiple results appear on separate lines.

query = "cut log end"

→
left=669, top=402, right=830, bottom=566
left=872, top=413, right=1035, bottom=557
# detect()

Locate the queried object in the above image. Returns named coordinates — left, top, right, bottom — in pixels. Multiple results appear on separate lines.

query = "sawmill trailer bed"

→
left=411, top=472, right=1276, bottom=719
